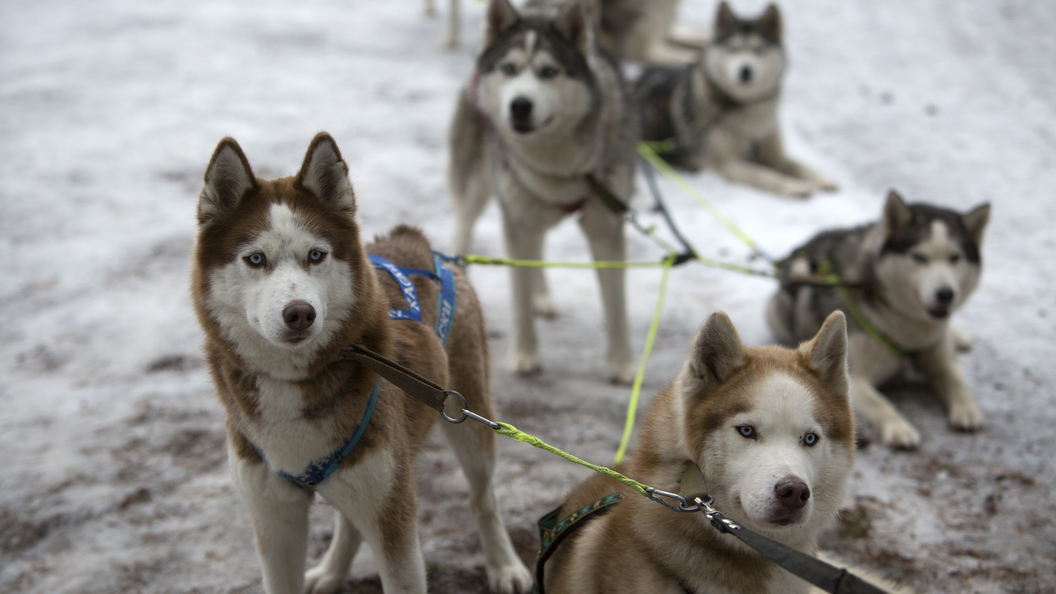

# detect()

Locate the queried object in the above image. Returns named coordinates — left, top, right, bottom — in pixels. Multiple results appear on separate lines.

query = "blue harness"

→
left=368, top=253, right=457, bottom=346
left=252, top=254, right=457, bottom=488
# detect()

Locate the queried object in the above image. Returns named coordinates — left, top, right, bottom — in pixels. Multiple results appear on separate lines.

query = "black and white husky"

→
left=767, top=191, right=991, bottom=448
left=447, top=0, right=639, bottom=382
left=636, top=2, right=837, bottom=197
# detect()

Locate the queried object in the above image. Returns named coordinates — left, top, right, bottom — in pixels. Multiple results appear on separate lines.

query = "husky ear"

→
left=880, top=189, right=912, bottom=238
left=198, top=137, right=258, bottom=225
left=295, top=132, right=356, bottom=213
left=484, top=0, right=519, bottom=47
left=554, top=1, right=593, bottom=57
left=800, top=311, right=849, bottom=397
left=715, top=1, right=738, bottom=38
left=758, top=4, right=782, bottom=42
left=686, top=311, right=745, bottom=391
left=961, top=202, right=990, bottom=246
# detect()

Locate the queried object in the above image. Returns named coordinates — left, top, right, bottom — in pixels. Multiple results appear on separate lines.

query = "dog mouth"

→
left=511, top=116, right=552, bottom=135
left=927, top=306, right=951, bottom=320
left=731, top=493, right=807, bottom=529
left=282, top=330, right=315, bottom=345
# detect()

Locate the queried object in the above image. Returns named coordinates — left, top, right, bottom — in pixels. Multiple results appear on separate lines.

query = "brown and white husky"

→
left=191, top=133, right=531, bottom=593
left=543, top=311, right=872, bottom=593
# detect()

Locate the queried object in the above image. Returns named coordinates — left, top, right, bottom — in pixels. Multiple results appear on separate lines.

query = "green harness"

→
left=534, top=492, right=626, bottom=594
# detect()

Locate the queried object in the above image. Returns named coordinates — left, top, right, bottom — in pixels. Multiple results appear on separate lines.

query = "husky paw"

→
left=608, top=360, right=638, bottom=385
left=486, top=561, right=534, bottom=594
left=950, top=326, right=973, bottom=352
left=506, top=351, right=542, bottom=375
left=880, top=420, right=921, bottom=449
left=777, top=180, right=817, bottom=198
left=815, top=177, right=840, bottom=192
left=948, top=401, right=984, bottom=431
left=533, top=294, right=559, bottom=319
left=304, top=566, right=345, bottom=594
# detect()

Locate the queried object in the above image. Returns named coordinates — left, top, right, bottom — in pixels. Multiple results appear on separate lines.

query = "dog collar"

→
left=369, top=253, right=457, bottom=346
left=252, top=380, right=380, bottom=488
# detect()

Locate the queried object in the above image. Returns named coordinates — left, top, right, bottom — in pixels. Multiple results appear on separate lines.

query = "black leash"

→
left=697, top=501, right=888, bottom=594
left=639, top=156, right=699, bottom=264
left=677, top=464, right=890, bottom=594
left=339, top=344, right=499, bottom=428
left=583, top=171, right=696, bottom=266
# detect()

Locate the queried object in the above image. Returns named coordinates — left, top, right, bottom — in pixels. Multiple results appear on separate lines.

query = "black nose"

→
left=936, top=287, right=955, bottom=305
left=283, top=301, right=316, bottom=330
left=510, top=96, right=533, bottom=120
left=775, top=478, right=810, bottom=511
left=739, top=65, right=753, bottom=83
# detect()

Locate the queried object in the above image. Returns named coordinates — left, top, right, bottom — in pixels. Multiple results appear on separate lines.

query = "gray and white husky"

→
left=767, top=191, right=991, bottom=448
left=636, top=2, right=837, bottom=197
left=447, top=0, right=639, bottom=382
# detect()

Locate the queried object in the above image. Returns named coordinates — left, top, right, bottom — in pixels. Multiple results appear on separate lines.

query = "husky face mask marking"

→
left=193, top=136, right=361, bottom=377
left=476, top=0, right=597, bottom=138
left=682, top=311, right=853, bottom=534
left=875, top=191, right=989, bottom=323
left=704, top=2, right=786, bottom=103
left=211, top=203, right=351, bottom=348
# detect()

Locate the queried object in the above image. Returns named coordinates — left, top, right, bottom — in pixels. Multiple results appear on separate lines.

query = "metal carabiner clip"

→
left=646, top=488, right=702, bottom=513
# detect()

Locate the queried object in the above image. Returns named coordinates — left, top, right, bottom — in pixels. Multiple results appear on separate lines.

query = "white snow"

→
left=1, top=0, right=1054, bottom=592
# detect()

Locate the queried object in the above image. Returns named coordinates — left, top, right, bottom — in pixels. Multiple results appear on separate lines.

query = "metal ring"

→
left=440, top=390, right=468, bottom=424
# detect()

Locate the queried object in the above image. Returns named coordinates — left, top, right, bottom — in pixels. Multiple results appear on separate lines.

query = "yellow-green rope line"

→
left=494, top=422, right=651, bottom=497
left=461, top=254, right=668, bottom=269
left=826, top=273, right=906, bottom=358
left=614, top=257, right=673, bottom=464
left=638, top=142, right=773, bottom=263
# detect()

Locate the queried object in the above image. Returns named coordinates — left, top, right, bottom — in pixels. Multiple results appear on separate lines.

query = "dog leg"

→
left=503, top=218, right=544, bottom=374
left=765, top=291, right=796, bottom=346
left=850, top=376, right=921, bottom=448
left=440, top=420, right=532, bottom=593
left=710, top=156, right=818, bottom=197
left=442, top=0, right=460, bottom=48
left=912, top=335, right=984, bottom=431
left=580, top=205, right=635, bottom=383
left=666, top=22, right=710, bottom=49
left=319, top=450, right=428, bottom=594
left=757, top=132, right=839, bottom=192
left=449, top=94, right=491, bottom=256
left=231, top=451, right=312, bottom=594
left=531, top=266, right=558, bottom=318
left=450, top=173, right=490, bottom=256
left=304, top=510, right=363, bottom=594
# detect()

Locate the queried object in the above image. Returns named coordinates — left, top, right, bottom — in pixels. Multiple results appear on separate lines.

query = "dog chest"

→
left=241, top=377, right=348, bottom=476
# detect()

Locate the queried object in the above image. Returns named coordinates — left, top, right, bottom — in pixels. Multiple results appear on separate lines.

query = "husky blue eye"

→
left=911, top=253, right=927, bottom=264
left=309, top=249, right=326, bottom=263
left=736, top=425, right=755, bottom=439
left=539, top=66, right=559, bottom=79
left=500, top=63, right=517, bottom=76
left=804, top=432, right=819, bottom=446
left=245, top=253, right=266, bottom=267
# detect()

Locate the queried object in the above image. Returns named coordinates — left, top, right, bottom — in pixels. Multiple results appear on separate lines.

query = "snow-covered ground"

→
left=1, top=0, right=1054, bottom=592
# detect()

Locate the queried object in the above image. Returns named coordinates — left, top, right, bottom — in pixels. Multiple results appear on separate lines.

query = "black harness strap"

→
left=583, top=173, right=629, bottom=216
left=534, top=492, right=625, bottom=594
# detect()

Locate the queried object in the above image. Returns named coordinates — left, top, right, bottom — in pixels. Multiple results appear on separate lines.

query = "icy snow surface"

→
left=1, top=0, right=1054, bottom=592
